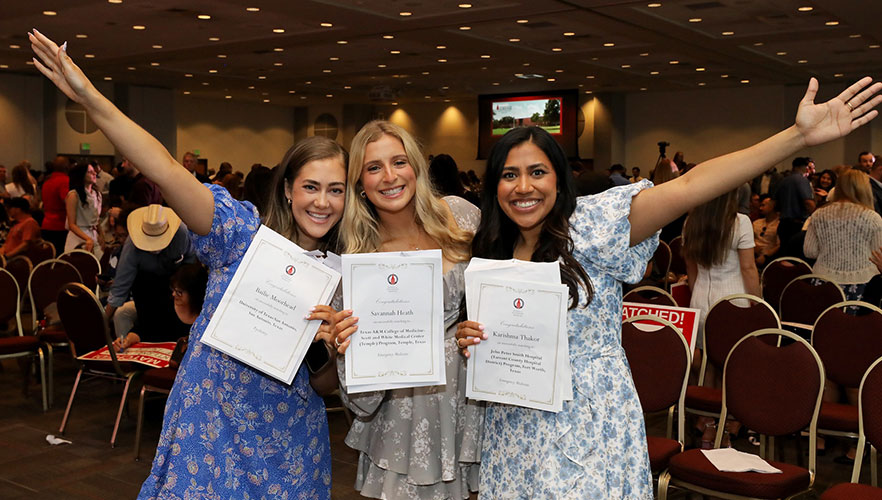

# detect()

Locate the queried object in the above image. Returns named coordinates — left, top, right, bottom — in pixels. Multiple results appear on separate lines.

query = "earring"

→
left=359, top=190, right=366, bottom=199
left=286, top=198, right=292, bottom=206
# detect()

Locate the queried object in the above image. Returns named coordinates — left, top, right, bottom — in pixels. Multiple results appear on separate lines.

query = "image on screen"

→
left=491, top=97, right=562, bottom=136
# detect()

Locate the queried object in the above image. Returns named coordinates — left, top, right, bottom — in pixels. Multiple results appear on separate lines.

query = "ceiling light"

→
left=509, top=38, right=520, bottom=42
left=698, top=82, right=706, bottom=86
left=320, top=22, right=333, bottom=27
left=555, top=69, right=563, bottom=73
left=25, top=61, right=34, bottom=65
left=152, top=44, right=163, bottom=49
left=274, top=47, right=284, bottom=52
left=329, top=57, right=340, bottom=61
left=834, top=73, right=844, bottom=77
left=640, top=87, right=647, bottom=91
left=225, top=95, right=232, bottom=99
left=871, top=44, right=881, bottom=49
left=669, top=60, right=679, bottom=64
left=621, top=64, right=631, bottom=68
left=564, top=32, right=575, bottom=36
left=798, top=59, right=808, bottom=63
left=584, top=90, right=592, bottom=94
left=798, top=6, right=813, bottom=12
left=850, top=34, right=862, bottom=38
left=481, top=54, right=491, bottom=59
left=305, top=81, right=311, bottom=84
left=258, top=75, right=266, bottom=79
left=201, top=82, right=209, bottom=86
left=288, top=90, right=296, bottom=94
left=650, top=71, right=659, bottom=75
left=551, top=47, right=562, bottom=52
left=696, top=67, right=706, bottom=71
left=183, top=91, right=191, bottom=95
left=300, top=96, right=306, bottom=99
left=825, top=21, right=840, bottom=27
left=378, top=64, right=387, bottom=68
left=184, top=73, right=193, bottom=77
left=9, top=44, right=20, bottom=49
left=647, top=2, right=662, bottom=7
left=437, top=59, right=447, bottom=63
left=261, top=92, right=268, bottom=96
left=43, top=11, right=57, bottom=16
left=248, top=85, right=255, bottom=89
left=75, top=34, right=87, bottom=39
left=326, top=94, right=334, bottom=97
left=274, top=62, right=283, bottom=66
left=133, top=25, right=146, bottom=30
left=108, top=0, right=122, bottom=3
left=740, top=79, right=749, bottom=84
left=459, top=26, right=471, bottom=30
left=209, top=37, right=220, bottom=41
left=197, top=14, right=211, bottom=20
left=689, top=18, right=701, bottom=23
left=547, top=78, right=556, bottom=82
left=103, top=77, right=112, bottom=81
left=337, top=40, right=348, bottom=44
left=322, top=69, right=331, bottom=72
left=442, top=86, right=449, bottom=90
left=721, top=74, right=729, bottom=78
left=273, top=28, right=285, bottom=33
left=149, top=61, right=158, bottom=66
left=263, top=99, right=270, bottom=103
left=85, top=54, right=96, bottom=59
left=127, top=66, right=135, bottom=70
left=523, top=63, right=530, bottom=66
left=603, top=42, right=615, bottom=47
left=722, top=31, right=734, bottom=36
left=0, top=65, right=8, bottom=69
left=209, top=69, right=218, bottom=73
left=640, top=52, right=650, bottom=57
left=436, top=45, right=446, bottom=49
left=383, top=35, right=394, bottom=39
left=776, top=51, right=787, bottom=55
left=344, top=85, right=351, bottom=89
left=753, top=42, right=764, bottom=46
left=246, top=7, right=260, bottom=12
left=399, top=11, right=412, bottom=16
left=459, top=3, right=472, bottom=7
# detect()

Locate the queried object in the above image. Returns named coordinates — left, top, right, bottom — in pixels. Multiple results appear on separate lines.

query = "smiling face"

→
left=286, top=156, right=346, bottom=250
left=819, top=172, right=833, bottom=189
left=360, top=134, right=417, bottom=215
left=496, top=140, right=558, bottom=237
left=85, top=165, right=97, bottom=186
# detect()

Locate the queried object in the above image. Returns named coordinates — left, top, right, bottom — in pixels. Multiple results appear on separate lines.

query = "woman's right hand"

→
left=333, top=310, right=358, bottom=355
left=83, top=238, right=94, bottom=252
left=29, top=29, right=95, bottom=104
left=454, top=321, right=487, bottom=358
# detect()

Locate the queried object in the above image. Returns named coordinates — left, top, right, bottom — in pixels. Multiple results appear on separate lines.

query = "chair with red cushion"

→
left=686, top=294, right=779, bottom=421
left=624, top=285, right=678, bottom=307
left=4, top=255, right=33, bottom=307
left=659, top=328, right=825, bottom=500
left=780, top=275, right=845, bottom=332
left=59, top=249, right=102, bottom=295
left=0, top=267, right=49, bottom=411
left=134, top=366, right=178, bottom=460
left=622, top=315, right=691, bottom=474
left=761, top=257, right=812, bottom=313
left=24, top=238, right=56, bottom=265
left=668, top=235, right=687, bottom=276
left=56, top=283, right=143, bottom=447
left=811, top=301, right=882, bottom=463
left=821, top=356, right=882, bottom=498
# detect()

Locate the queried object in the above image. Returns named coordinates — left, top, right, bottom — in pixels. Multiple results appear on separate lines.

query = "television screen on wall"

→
left=478, top=90, right=578, bottom=159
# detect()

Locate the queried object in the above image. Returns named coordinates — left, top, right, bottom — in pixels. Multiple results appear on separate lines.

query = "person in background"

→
left=0, top=197, right=41, bottom=258
left=0, top=165, right=8, bottom=198
left=748, top=193, right=762, bottom=220
left=6, top=163, right=38, bottom=209
left=40, top=155, right=70, bottom=255
left=753, top=194, right=780, bottom=269
left=814, top=168, right=837, bottom=208
left=652, top=158, right=685, bottom=242
left=169, top=262, right=208, bottom=328
left=858, top=151, right=875, bottom=173
left=64, top=162, right=105, bottom=256
left=868, top=156, right=882, bottom=216
left=775, top=156, right=816, bottom=252
left=181, top=151, right=210, bottom=183
left=241, top=165, right=274, bottom=214
left=630, top=166, right=645, bottom=183
left=212, top=161, right=233, bottom=183
left=429, top=153, right=479, bottom=206
left=752, top=167, right=782, bottom=196
left=608, top=163, right=630, bottom=186
left=108, top=158, right=138, bottom=207
left=92, top=160, right=113, bottom=197
left=673, top=150, right=687, bottom=170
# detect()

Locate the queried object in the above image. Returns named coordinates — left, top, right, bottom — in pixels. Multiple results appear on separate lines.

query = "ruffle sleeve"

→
left=570, top=180, right=659, bottom=284
left=190, top=184, right=260, bottom=269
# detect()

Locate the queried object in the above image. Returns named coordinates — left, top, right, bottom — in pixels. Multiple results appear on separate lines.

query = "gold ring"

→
left=456, top=338, right=464, bottom=349
left=847, top=101, right=855, bottom=111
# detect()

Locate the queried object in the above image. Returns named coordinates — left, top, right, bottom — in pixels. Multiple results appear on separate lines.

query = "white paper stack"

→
left=464, top=258, right=573, bottom=412
left=700, top=448, right=783, bottom=474
left=342, top=250, right=446, bottom=393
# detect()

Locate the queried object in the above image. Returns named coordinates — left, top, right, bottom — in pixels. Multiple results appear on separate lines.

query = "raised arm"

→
left=29, top=30, right=214, bottom=235
left=628, top=77, right=882, bottom=245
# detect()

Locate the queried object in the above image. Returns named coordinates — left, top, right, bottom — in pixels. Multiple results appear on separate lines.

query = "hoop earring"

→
left=359, top=190, right=366, bottom=199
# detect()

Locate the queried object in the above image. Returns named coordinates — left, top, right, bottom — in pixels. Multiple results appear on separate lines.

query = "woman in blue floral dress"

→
left=30, top=30, right=348, bottom=499
left=457, top=77, right=882, bottom=498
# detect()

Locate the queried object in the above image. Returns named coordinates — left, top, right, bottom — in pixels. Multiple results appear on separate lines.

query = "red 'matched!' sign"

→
left=622, top=302, right=701, bottom=351
left=77, top=342, right=176, bottom=368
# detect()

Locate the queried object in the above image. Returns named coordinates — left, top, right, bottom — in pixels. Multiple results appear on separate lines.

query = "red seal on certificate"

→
left=285, top=265, right=296, bottom=275
left=513, top=298, right=524, bottom=309
left=387, top=274, right=399, bottom=285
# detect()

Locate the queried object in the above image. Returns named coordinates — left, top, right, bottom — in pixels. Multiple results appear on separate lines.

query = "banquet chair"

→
left=134, top=366, right=177, bottom=460
left=623, top=286, right=678, bottom=307
left=761, top=257, right=812, bottom=312
left=4, top=255, right=33, bottom=307
left=622, top=315, right=691, bottom=474
left=779, top=275, right=845, bottom=332
left=686, top=294, right=779, bottom=421
left=59, top=249, right=102, bottom=295
left=0, top=253, right=5, bottom=268
left=0, top=268, right=49, bottom=411
left=811, top=301, right=882, bottom=463
left=821, top=356, right=882, bottom=498
left=659, top=328, right=825, bottom=500
left=653, top=240, right=673, bottom=289
left=668, top=236, right=687, bottom=276
left=57, top=282, right=143, bottom=447
left=25, top=238, right=56, bottom=265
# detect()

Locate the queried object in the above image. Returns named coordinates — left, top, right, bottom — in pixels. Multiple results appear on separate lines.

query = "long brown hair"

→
left=682, top=189, right=739, bottom=268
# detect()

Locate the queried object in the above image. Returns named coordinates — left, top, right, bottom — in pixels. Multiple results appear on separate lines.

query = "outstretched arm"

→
left=628, top=77, right=882, bottom=245
left=29, top=29, right=214, bottom=235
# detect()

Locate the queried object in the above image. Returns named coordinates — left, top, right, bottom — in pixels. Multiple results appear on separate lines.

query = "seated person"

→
left=0, top=197, right=41, bottom=258
left=105, top=204, right=197, bottom=346
left=753, top=194, right=781, bottom=269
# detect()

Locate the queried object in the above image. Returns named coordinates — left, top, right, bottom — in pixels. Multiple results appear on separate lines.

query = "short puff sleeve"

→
left=190, top=184, right=261, bottom=269
left=570, top=180, right=659, bottom=283
left=443, top=195, right=481, bottom=232
left=735, top=213, right=754, bottom=250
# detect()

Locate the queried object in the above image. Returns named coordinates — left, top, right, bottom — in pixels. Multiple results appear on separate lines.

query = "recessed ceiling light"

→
left=108, top=0, right=122, bottom=3
left=647, top=2, right=662, bottom=7
left=850, top=34, right=862, bottom=38
left=75, top=34, right=87, bottom=39
left=273, top=48, right=284, bottom=52
left=798, top=59, right=808, bottom=63
left=152, top=44, right=163, bottom=49
left=261, top=92, right=268, bottom=96
left=273, top=28, right=285, bottom=33
left=640, top=87, right=647, bottom=91
left=322, top=69, right=331, bottom=72
left=776, top=51, right=787, bottom=55
left=753, top=42, right=764, bottom=46
left=689, top=18, right=701, bottom=23
left=305, top=81, right=311, bottom=84
left=552, top=47, right=562, bottom=52
left=871, top=44, right=881, bottom=49
left=564, top=32, right=575, bottom=36
left=740, top=79, right=749, bottom=84
left=640, top=52, right=650, bottom=57
left=523, top=63, right=530, bottom=66
left=492, top=82, right=500, bottom=86
left=555, top=69, right=563, bottom=73
left=258, top=75, right=266, bottom=79
left=344, top=85, right=351, bottom=89
left=547, top=78, right=556, bottom=82
left=603, top=42, right=615, bottom=47
left=320, top=22, right=333, bottom=27
left=326, top=94, right=334, bottom=97
left=288, top=90, right=297, bottom=94
left=650, top=71, right=659, bottom=75
left=85, top=54, right=96, bottom=59
left=248, top=85, right=255, bottom=89
left=337, top=40, right=348, bottom=44
left=584, top=90, right=592, bottom=94
left=246, top=7, right=260, bottom=12
left=329, top=57, right=340, bottom=62
left=798, top=6, right=813, bottom=12
left=721, top=74, right=729, bottom=78
left=459, top=26, right=471, bottom=30
left=127, top=66, right=135, bottom=70
left=209, top=69, right=218, bottom=73
left=834, top=73, right=844, bottom=77
left=25, top=61, right=34, bottom=65
left=378, top=64, right=387, bottom=68
left=43, top=11, right=57, bottom=16
left=509, top=38, right=520, bottom=42
left=209, top=37, right=220, bottom=41
left=9, top=44, right=20, bottom=49
left=437, top=59, right=447, bottom=63
left=516, top=19, right=529, bottom=24
left=698, top=82, right=706, bottom=86
left=184, top=73, right=193, bottom=77
left=481, top=54, right=491, bottom=59
left=263, top=99, right=270, bottom=103
left=225, top=95, right=232, bottom=99
left=183, top=91, right=191, bottom=95
left=217, top=54, right=228, bottom=59
left=442, top=86, right=449, bottom=90
left=436, top=45, right=446, bottom=49
left=133, top=25, right=146, bottom=30
left=696, top=67, right=706, bottom=71
left=274, top=62, right=283, bottom=66
left=0, top=65, right=8, bottom=69
left=621, top=64, right=631, bottom=68
left=722, top=31, right=734, bottom=36
left=399, top=11, right=412, bottom=16
left=197, top=14, right=211, bottom=20
left=300, top=96, right=307, bottom=99
left=390, top=50, right=401, bottom=54
left=103, top=76, right=112, bottom=81
left=202, top=82, right=209, bottom=86
left=383, top=35, right=394, bottom=40
left=669, top=60, right=679, bottom=64
left=459, top=2, right=472, bottom=7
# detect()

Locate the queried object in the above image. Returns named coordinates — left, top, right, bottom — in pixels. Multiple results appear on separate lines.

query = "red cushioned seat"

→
left=820, top=482, right=882, bottom=500
left=142, top=367, right=178, bottom=389
left=0, top=335, right=39, bottom=354
left=685, top=385, right=722, bottom=413
left=647, top=436, right=681, bottom=472
left=38, top=326, right=67, bottom=343
left=668, top=449, right=810, bottom=499
left=819, top=401, right=859, bottom=432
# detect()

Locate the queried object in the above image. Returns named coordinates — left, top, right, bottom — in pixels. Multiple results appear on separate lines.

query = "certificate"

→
left=201, top=225, right=341, bottom=384
left=342, top=250, right=445, bottom=393
left=466, top=277, right=569, bottom=412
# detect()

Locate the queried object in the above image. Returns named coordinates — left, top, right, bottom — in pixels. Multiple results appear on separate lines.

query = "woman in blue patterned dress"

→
left=456, top=78, right=882, bottom=498
left=30, top=30, right=346, bottom=499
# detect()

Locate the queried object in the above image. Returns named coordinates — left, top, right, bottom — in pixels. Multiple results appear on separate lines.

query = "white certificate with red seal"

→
left=342, top=250, right=445, bottom=393
left=465, top=276, right=569, bottom=412
left=201, top=225, right=341, bottom=384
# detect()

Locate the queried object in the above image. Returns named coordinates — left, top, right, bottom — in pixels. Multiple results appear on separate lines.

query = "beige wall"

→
left=0, top=74, right=43, bottom=168
left=54, top=83, right=116, bottom=157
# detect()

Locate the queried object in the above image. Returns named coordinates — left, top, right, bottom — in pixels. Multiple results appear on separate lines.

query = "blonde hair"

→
left=342, top=120, right=472, bottom=262
left=829, top=168, right=874, bottom=209
left=651, top=158, right=680, bottom=185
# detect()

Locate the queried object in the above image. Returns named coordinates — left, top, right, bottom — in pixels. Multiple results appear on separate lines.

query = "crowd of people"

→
left=15, top=27, right=882, bottom=499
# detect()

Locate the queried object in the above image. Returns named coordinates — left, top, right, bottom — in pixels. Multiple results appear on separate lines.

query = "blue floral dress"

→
left=138, top=185, right=332, bottom=500
left=479, top=181, right=658, bottom=499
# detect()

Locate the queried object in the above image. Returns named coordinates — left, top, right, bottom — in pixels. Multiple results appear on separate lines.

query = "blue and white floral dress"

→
left=138, top=185, right=332, bottom=500
left=479, top=181, right=658, bottom=499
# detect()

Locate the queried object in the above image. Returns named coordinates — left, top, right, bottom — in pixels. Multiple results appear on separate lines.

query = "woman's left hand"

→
left=797, top=77, right=882, bottom=147
left=307, top=305, right=339, bottom=349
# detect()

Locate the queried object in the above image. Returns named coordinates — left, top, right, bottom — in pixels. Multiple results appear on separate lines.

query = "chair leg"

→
left=45, top=343, right=54, bottom=408
left=111, top=374, right=135, bottom=447
left=36, top=349, right=47, bottom=412
left=134, top=385, right=147, bottom=461
left=872, top=445, right=878, bottom=487
left=657, top=470, right=671, bottom=500
left=59, top=367, right=84, bottom=434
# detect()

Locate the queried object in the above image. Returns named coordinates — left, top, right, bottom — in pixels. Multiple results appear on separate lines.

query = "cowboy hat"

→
left=127, top=204, right=181, bottom=252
